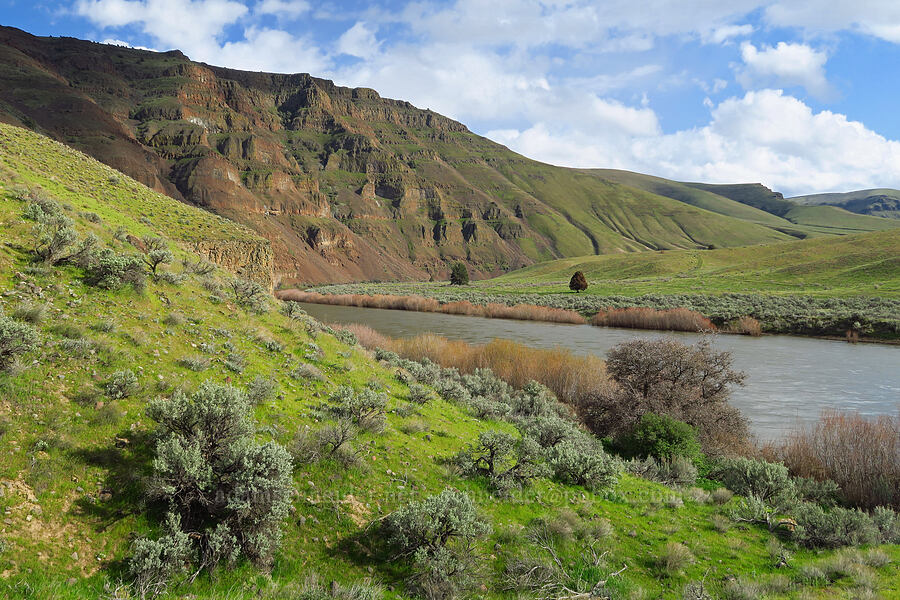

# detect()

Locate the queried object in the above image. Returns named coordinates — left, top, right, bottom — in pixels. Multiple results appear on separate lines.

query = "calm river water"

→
left=297, top=302, right=900, bottom=440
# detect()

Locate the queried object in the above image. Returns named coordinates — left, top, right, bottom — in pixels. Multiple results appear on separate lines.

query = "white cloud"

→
left=764, top=1, right=900, bottom=43
left=337, top=21, right=380, bottom=58
left=255, top=0, right=309, bottom=19
left=492, top=90, right=900, bottom=195
left=704, top=24, right=753, bottom=44
left=100, top=38, right=157, bottom=51
left=216, top=27, right=329, bottom=73
left=737, top=41, right=830, bottom=98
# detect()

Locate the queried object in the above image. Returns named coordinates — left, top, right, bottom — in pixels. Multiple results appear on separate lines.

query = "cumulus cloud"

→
left=737, top=41, right=831, bottom=98
left=493, top=90, right=900, bottom=195
left=337, top=21, right=380, bottom=58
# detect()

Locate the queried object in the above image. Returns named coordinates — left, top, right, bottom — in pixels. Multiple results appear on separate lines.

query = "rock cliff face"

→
left=0, top=26, right=795, bottom=284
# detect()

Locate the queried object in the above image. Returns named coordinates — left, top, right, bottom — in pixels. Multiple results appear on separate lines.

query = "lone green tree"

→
left=450, top=262, right=469, bottom=285
left=569, top=270, right=587, bottom=293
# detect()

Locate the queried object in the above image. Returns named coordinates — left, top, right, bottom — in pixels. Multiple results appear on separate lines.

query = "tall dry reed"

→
left=388, top=334, right=607, bottom=406
left=771, top=410, right=900, bottom=509
left=591, top=307, right=716, bottom=332
left=278, top=290, right=586, bottom=324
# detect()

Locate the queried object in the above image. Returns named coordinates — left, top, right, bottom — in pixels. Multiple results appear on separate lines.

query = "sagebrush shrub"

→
left=143, top=382, right=293, bottom=574
left=129, top=512, right=191, bottom=599
left=104, top=369, right=138, bottom=399
left=289, top=362, right=324, bottom=382
left=546, top=436, right=619, bottom=491
left=0, top=315, right=39, bottom=372
left=792, top=502, right=880, bottom=549
left=454, top=431, right=548, bottom=494
left=85, top=248, right=146, bottom=292
left=230, top=278, right=268, bottom=312
left=712, top=457, right=795, bottom=507
left=330, top=386, right=387, bottom=432
left=407, top=383, right=433, bottom=404
left=247, top=375, right=278, bottom=404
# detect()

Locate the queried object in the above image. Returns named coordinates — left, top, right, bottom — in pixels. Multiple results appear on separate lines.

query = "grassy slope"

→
left=684, top=182, right=900, bottom=236
left=0, top=124, right=897, bottom=598
left=483, top=230, right=900, bottom=297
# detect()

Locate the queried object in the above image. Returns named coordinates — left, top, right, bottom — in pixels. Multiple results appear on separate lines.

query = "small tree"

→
left=449, top=262, right=469, bottom=286
left=142, top=236, right=174, bottom=278
left=569, top=271, right=587, bottom=293
left=230, top=277, right=268, bottom=312
left=454, top=431, right=548, bottom=493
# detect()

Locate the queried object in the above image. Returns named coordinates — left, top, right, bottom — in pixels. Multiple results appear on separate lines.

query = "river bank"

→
left=281, top=283, right=900, bottom=342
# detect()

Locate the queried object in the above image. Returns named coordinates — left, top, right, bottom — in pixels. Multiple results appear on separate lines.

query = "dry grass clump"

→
left=329, top=323, right=395, bottom=350
left=772, top=410, right=900, bottom=509
left=278, top=290, right=585, bottom=325
left=657, top=542, right=694, bottom=574
left=383, top=334, right=607, bottom=406
left=726, top=316, right=762, bottom=336
left=591, top=307, right=715, bottom=332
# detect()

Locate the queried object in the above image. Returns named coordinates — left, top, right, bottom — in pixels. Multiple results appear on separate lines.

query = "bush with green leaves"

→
left=791, top=502, right=880, bottom=548
left=407, top=383, right=433, bottom=404
left=625, top=456, right=697, bottom=487
left=872, top=506, right=900, bottom=543
left=616, top=413, right=701, bottom=461
left=711, top=457, right=795, bottom=507
left=84, top=248, right=147, bottom=292
left=104, top=369, right=138, bottom=399
left=142, top=382, right=293, bottom=578
left=546, top=436, right=620, bottom=491
left=0, top=314, right=39, bottom=372
left=381, top=489, right=489, bottom=599
left=454, top=431, right=548, bottom=494
left=449, top=262, right=469, bottom=286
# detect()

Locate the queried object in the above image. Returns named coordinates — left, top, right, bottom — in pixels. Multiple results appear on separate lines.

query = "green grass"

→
left=0, top=123, right=898, bottom=598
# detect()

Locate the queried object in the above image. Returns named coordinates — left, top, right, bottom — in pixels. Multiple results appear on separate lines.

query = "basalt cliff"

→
left=0, top=26, right=798, bottom=285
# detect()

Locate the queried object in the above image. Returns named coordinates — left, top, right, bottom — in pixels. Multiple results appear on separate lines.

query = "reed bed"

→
left=768, top=410, right=900, bottom=509
left=342, top=326, right=606, bottom=406
left=590, top=307, right=716, bottom=332
left=726, top=316, right=762, bottom=336
left=279, top=290, right=586, bottom=325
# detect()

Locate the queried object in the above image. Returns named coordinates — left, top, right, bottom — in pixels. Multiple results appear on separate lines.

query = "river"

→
left=296, top=302, right=900, bottom=440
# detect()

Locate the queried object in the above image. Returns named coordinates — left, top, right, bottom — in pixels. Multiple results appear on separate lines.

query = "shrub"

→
left=381, top=489, right=489, bottom=598
left=182, top=257, right=216, bottom=276
left=872, top=506, right=900, bottom=543
left=626, top=456, right=698, bottom=487
left=407, top=383, right=433, bottom=404
left=330, top=386, right=387, bottom=432
left=224, top=352, right=246, bottom=374
left=247, top=376, right=278, bottom=404
left=454, top=431, right=548, bottom=494
left=569, top=271, right=587, bottom=293
left=104, top=369, right=138, bottom=399
left=792, top=502, right=880, bottom=549
left=449, top=262, right=469, bottom=286
left=129, top=512, right=191, bottom=599
left=143, top=382, right=293, bottom=572
left=230, top=278, right=268, bottom=312
left=317, top=419, right=360, bottom=466
left=711, top=488, right=734, bottom=505
left=581, top=338, right=748, bottom=454
left=162, top=312, right=185, bottom=327
left=12, top=301, right=47, bottom=324
left=141, top=237, right=173, bottom=278
left=0, top=315, right=39, bottom=372
left=333, top=328, right=358, bottom=346
left=775, top=410, right=900, bottom=509
left=30, top=208, right=78, bottom=265
left=177, top=356, right=209, bottom=372
left=657, top=542, right=693, bottom=574
left=289, top=363, right=324, bottom=382
left=546, top=436, right=620, bottom=491
left=711, top=457, right=795, bottom=507
left=85, top=249, right=147, bottom=292
left=617, top=413, right=701, bottom=461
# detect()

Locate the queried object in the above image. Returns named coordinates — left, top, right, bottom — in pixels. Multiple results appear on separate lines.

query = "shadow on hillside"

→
left=68, top=429, right=163, bottom=532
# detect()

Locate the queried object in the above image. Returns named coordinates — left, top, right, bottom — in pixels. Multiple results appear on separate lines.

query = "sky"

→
left=3, top=1, right=900, bottom=196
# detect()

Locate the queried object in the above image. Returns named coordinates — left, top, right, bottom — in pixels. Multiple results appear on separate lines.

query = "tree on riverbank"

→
left=450, top=262, right=469, bottom=285
left=569, top=271, right=587, bottom=292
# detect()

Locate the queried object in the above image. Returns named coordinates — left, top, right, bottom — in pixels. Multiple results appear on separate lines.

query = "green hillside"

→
left=684, top=182, right=900, bottom=235
left=486, top=229, right=900, bottom=297
left=1, top=123, right=898, bottom=598
left=791, top=189, right=900, bottom=220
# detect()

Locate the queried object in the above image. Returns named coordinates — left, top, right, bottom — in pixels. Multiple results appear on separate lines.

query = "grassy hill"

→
left=683, top=182, right=900, bottom=235
left=485, top=230, right=900, bottom=297
left=1, top=126, right=898, bottom=599
left=791, top=189, right=900, bottom=220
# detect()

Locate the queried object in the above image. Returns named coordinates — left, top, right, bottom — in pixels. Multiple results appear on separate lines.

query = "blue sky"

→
left=3, top=0, right=900, bottom=195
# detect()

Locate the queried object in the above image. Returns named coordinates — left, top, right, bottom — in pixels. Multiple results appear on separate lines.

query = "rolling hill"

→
left=791, top=188, right=900, bottom=219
